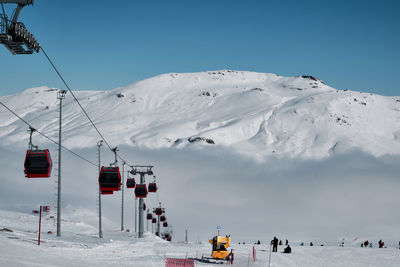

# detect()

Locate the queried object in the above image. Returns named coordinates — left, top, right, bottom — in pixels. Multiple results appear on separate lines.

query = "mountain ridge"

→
left=1, top=70, right=399, bottom=159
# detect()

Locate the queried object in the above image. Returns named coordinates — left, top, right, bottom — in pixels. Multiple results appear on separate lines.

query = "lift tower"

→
left=130, top=165, right=153, bottom=238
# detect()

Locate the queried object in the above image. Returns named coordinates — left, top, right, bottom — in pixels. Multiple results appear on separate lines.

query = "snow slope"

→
left=1, top=209, right=400, bottom=267
left=1, top=70, right=399, bottom=159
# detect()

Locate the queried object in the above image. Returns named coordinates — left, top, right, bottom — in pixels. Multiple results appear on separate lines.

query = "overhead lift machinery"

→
left=0, top=0, right=39, bottom=54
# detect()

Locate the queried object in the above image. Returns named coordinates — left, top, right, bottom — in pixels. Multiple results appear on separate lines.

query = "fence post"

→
left=38, top=206, right=42, bottom=245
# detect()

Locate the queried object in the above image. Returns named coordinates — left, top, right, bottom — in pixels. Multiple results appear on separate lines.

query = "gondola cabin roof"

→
left=148, top=182, right=157, bottom=193
left=99, top=166, right=121, bottom=192
left=24, top=149, right=52, bottom=178
left=134, top=184, right=148, bottom=198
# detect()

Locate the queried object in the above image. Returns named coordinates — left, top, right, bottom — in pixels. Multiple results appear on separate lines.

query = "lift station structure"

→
left=0, top=0, right=40, bottom=54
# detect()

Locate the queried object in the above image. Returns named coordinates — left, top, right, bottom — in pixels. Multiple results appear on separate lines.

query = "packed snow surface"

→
left=1, top=209, right=400, bottom=267
left=1, top=70, right=399, bottom=159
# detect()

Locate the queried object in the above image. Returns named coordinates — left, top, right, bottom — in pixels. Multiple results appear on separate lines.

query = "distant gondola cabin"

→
left=155, top=208, right=163, bottom=216
left=134, top=184, right=148, bottom=198
left=126, top=178, right=136, bottom=188
left=148, top=182, right=157, bottom=192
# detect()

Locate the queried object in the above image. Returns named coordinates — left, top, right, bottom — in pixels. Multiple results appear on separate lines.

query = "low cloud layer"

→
left=1, top=144, right=399, bottom=244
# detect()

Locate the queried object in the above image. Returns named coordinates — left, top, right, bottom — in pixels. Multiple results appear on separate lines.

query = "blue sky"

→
left=0, top=0, right=399, bottom=96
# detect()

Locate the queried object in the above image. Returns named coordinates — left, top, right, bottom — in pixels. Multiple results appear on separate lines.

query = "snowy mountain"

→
left=1, top=70, right=399, bottom=159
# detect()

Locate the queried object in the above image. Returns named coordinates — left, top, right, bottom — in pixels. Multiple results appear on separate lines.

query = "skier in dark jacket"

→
left=271, top=237, right=278, bottom=252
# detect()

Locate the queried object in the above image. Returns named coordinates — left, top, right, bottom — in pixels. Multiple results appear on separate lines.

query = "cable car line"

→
left=0, top=100, right=97, bottom=167
left=40, top=46, right=130, bottom=165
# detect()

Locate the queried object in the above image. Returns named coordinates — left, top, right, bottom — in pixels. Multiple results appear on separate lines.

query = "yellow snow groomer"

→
left=209, top=235, right=232, bottom=261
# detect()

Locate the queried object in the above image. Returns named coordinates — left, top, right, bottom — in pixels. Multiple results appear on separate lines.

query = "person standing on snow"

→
left=271, top=237, right=278, bottom=252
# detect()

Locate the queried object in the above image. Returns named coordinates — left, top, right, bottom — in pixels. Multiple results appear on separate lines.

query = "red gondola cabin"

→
left=163, top=222, right=168, bottom=227
left=99, top=166, right=121, bottom=192
left=24, top=149, right=52, bottom=178
left=160, top=215, right=166, bottom=222
left=155, top=208, right=163, bottom=216
left=148, top=182, right=157, bottom=193
left=126, top=178, right=136, bottom=188
left=147, top=213, right=153, bottom=220
left=152, top=218, right=157, bottom=223
left=134, top=184, right=148, bottom=198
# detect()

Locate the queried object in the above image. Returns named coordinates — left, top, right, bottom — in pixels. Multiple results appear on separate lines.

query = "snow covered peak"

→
left=1, top=70, right=399, bottom=159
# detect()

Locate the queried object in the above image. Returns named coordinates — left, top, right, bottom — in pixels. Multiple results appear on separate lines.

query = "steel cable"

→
left=0, top=100, right=97, bottom=167
left=40, top=46, right=130, bottom=165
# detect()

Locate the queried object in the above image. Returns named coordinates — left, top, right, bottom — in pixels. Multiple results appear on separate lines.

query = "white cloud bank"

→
left=1, top=144, right=399, bottom=244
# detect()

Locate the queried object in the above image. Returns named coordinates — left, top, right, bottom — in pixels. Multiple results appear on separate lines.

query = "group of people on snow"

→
left=271, top=237, right=291, bottom=253
left=251, top=237, right=400, bottom=254
left=361, top=240, right=393, bottom=248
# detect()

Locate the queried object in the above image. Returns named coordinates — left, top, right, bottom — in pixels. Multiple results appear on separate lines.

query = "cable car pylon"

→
left=130, top=165, right=153, bottom=238
left=154, top=203, right=165, bottom=238
left=97, top=140, right=103, bottom=238
left=56, top=89, right=66, bottom=237
left=121, top=161, right=126, bottom=232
